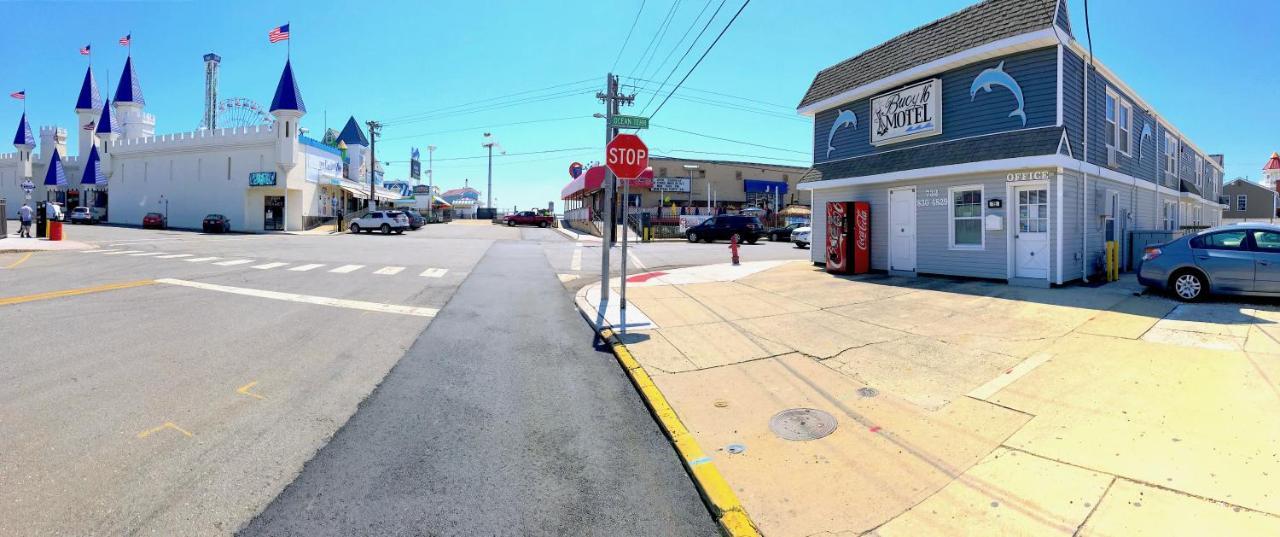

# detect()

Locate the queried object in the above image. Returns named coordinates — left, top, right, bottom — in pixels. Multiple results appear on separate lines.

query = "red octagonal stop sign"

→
left=606, top=133, right=649, bottom=180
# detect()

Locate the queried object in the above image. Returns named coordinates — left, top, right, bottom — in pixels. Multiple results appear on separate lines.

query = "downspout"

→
left=1080, top=0, right=1093, bottom=282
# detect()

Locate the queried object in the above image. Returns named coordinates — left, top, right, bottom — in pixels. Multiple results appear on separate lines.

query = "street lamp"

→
left=683, top=164, right=699, bottom=213
left=158, top=195, right=169, bottom=228
left=481, top=132, right=504, bottom=211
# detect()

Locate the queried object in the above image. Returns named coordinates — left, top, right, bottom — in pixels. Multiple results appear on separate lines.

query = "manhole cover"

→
left=769, top=408, right=838, bottom=441
left=857, top=387, right=879, bottom=398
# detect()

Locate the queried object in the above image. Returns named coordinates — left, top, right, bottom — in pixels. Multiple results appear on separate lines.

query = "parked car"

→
left=685, top=215, right=762, bottom=244
left=766, top=222, right=805, bottom=242
left=69, top=206, right=98, bottom=224
left=142, top=212, right=167, bottom=230
left=202, top=214, right=231, bottom=233
left=401, top=209, right=426, bottom=230
left=1139, top=224, right=1280, bottom=302
left=349, top=210, right=409, bottom=235
left=791, top=226, right=811, bottom=248
left=503, top=211, right=554, bottom=228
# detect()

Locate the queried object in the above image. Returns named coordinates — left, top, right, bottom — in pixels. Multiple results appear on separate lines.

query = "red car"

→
left=503, top=211, right=553, bottom=228
left=142, top=212, right=167, bottom=229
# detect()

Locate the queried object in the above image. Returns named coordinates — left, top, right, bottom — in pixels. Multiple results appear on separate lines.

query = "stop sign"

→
left=606, top=134, right=649, bottom=179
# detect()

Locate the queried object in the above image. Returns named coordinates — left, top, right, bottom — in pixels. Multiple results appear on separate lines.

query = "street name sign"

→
left=609, top=114, right=650, bottom=130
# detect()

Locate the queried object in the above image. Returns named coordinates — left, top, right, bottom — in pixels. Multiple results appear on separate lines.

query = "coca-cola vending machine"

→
left=825, top=201, right=870, bottom=274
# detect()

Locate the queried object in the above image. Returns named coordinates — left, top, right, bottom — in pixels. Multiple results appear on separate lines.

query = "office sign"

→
left=609, top=114, right=649, bottom=130
left=248, top=171, right=277, bottom=186
left=871, top=78, right=941, bottom=145
left=653, top=177, right=690, bottom=193
left=1006, top=170, right=1053, bottom=182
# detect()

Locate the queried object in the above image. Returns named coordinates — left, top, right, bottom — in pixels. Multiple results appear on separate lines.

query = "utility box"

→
left=825, top=201, right=870, bottom=274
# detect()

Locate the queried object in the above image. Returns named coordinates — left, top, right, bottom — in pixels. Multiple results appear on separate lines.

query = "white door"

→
left=1014, top=186, right=1050, bottom=279
left=889, top=187, right=916, bottom=272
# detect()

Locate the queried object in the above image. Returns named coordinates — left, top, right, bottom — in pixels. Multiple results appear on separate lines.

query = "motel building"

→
left=0, top=54, right=386, bottom=232
left=797, top=0, right=1225, bottom=286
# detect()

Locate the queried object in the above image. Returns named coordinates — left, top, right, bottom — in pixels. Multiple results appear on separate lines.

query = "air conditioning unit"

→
left=1106, top=146, right=1119, bottom=169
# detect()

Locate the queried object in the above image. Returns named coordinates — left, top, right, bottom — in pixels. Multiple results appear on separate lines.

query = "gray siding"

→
left=1222, top=180, right=1278, bottom=220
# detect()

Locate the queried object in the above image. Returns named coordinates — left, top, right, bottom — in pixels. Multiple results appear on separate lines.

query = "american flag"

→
left=83, top=121, right=96, bottom=131
left=268, top=24, right=290, bottom=43
left=119, top=34, right=131, bottom=46
left=80, top=44, right=91, bottom=55
left=9, top=90, right=24, bottom=100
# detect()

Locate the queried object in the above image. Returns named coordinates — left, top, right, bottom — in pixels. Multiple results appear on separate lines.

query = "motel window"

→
left=1195, top=155, right=1204, bottom=189
left=1118, top=101, right=1132, bottom=154
left=1164, top=133, right=1178, bottom=178
left=1104, top=92, right=1117, bottom=149
left=1162, top=201, right=1176, bottom=230
left=1238, top=195, right=1247, bottom=212
left=949, top=186, right=984, bottom=249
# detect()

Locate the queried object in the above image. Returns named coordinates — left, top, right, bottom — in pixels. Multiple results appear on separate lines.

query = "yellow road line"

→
left=0, top=279, right=156, bottom=307
left=3, top=252, right=34, bottom=269
left=136, top=421, right=193, bottom=439
left=600, top=328, right=761, bottom=537
left=236, top=381, right=267, bottom=400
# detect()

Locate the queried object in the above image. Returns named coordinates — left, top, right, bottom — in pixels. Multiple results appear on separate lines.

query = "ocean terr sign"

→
left=871, top=78, right=941, bottom=146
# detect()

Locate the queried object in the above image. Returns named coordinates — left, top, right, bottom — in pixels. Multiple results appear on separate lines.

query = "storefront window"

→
left=950, top=186, right=983, bottom=249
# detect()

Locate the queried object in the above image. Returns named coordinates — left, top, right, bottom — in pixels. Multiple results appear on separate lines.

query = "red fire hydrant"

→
left=729, top=234, right=741, bottom=266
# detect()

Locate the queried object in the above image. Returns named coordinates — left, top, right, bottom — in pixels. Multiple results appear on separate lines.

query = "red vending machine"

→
left=825, top=201, right=870, bottom=274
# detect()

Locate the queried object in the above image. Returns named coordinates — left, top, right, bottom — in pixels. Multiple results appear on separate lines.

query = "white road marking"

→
left=186, top=257, right=220, bottom=263
left=103, top=250, right=144, bottom=256
left=156, top=253, right=194, bottom=259
left=129, top=252, right=164, bottom=257
left=570, top=245, right=583, bottom=271
left=155, top=278, right=438, bottom=317
left=374, top=266, right=405, bottom=275
left=627, top=250, right=647, bottom=270
left=419, top=268, right=448, bottom=278
left=104, top=238, right=181, bottom=245
left=288, top=263, right=324, bottom=272
left=330, top=264, right=366, bottom=274
left=252, top=262, right=289, bottom=270
left=214, top=259, right=254, bottom=266
left=81, top=249, right=120, bottom=254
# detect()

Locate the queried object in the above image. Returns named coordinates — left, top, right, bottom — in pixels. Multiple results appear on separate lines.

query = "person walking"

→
left=18, top=203, right=33, bottom=238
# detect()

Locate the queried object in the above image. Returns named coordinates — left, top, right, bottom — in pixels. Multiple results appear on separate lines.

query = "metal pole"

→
left=598, top=74, right=616, bottom=324
left=428, top=145, right=435, bottom=221
left=621, top=164, right=629, bottom=334
left=367, top=120, right=380, bottom=212
left=486, top=143, right=493, bottom=210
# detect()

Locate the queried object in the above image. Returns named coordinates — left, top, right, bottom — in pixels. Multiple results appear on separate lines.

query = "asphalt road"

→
left=0, top=221, right=778, bottom=536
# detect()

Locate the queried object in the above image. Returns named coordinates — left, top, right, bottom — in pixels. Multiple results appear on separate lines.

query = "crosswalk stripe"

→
left=289, top=264, right=325, bottom=272
left=330, top=264, right=365, bottom=274
left=186, top=257, right=220, bottom=263
left=81, top=249, right=120, bottom=254
left=103, top=250, right=143, bottom=255
left=373, top=266, right=405, bottom=275
left=156, top=254, right=194, bottom=259
left=252, top=262, right=288, bottom=270
left=214, top=259, right=253, bottom=266
left=419, top=268, right=448, bottom=278
left=129, top=252, right=164, bottom=257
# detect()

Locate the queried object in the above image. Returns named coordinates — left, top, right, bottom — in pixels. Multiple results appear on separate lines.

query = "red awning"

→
left=561, top=166, right=654, bottom=200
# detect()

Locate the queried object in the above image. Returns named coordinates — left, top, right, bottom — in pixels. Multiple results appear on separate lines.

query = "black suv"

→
left=685, top=215, right=763, bottom=244
left=401, top=208, right=426, bottom=230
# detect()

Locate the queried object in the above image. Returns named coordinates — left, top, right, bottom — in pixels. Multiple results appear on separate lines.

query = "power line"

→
left=652, top=124, right=808, bottom=154
left=380, top=116, right=593, bottom=142
left=611, top=0, right=647, bottom=72
left=639, top=0, right=717, bottom=85
left=639, top=0, right=727, bottom=114
left=381, top=79, right=596, bottom=124
left=649, top=0, right=750, bottom=120
left=384, top=146, right=596, bottom=164
left=382, top=87, right=597, bottom=127
left=623, top=74, right=793, bottom=110
left=651, top=149, right=810, bottom=166
left=628, top=0, right=682, bottom=86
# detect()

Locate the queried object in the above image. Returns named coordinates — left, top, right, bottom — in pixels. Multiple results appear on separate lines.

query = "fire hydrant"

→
left=729, top=234, right=741, bottom=265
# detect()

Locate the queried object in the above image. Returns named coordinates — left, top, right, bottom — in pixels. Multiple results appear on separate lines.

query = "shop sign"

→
left=248, top=171, right=277, bottom=187
left=654, top=177, right=690, bottom=193
left=871, top=79, right=941, bottom=145
left=1006, top=170, right=1052, bottom=182
left=306, top=155, right=343, bottom=184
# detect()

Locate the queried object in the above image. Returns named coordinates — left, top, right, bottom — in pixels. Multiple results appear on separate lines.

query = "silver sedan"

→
left=1138, top=224, right=1280, bottom=302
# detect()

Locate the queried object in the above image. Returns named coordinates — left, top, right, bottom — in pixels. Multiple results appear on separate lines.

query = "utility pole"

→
left=427, top=145, right=436, bottom=221
left=482, top=132, right=501, bottom=213
left=595, top=73, right=635, bottom=330
left=367, top=120, right=381, bottom=211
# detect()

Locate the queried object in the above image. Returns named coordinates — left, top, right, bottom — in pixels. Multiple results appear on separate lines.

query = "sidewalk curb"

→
left=596, top=326, right=761, bottom=537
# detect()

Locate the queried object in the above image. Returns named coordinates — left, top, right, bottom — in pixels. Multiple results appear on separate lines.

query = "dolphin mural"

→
left=1138, top=121, right=1153, bottom=157
left=969, top=61, right=1026, bottom=126
left=826, top=109, right=857, bottom=157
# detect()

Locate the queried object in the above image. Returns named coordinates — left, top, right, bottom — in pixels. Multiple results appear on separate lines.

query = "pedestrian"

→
left=18, top=203, right=33, bottom=238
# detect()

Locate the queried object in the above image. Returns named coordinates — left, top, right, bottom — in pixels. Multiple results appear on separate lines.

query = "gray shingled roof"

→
left=798, top=0, right=1059, bottom=109
left=802, top=127, right=1062, bottom=182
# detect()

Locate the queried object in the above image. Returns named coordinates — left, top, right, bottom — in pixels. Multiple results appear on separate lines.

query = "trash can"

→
left=49, top=220, right=63, bottom=241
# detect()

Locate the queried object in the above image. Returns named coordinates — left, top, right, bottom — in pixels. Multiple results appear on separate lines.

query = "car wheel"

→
left=770, top=233, right=778, bottom=241
left=381, top=224, right=391, bottom=234
left=539, top=221, right=549, bottom=228
left=1170, top=270, right=1207, bottom=302
left=795, top=241, right=807, bottom=248
left=350, top=223, right=361, bottom=233
left=507, top=220, right=515, bottom=226
left=395, top=229, right=404, bottom=235
left=748, top=237, right=759, bottom=245
left=687, top=232, right=699, bottom=243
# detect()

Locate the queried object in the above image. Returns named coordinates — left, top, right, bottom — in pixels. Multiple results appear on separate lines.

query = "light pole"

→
left=159, top=195, right=169, bottom=228
left=427, top=145, right=436, bottom=221
left=683, top=164, right=698, bottom=213
left=481, top=132, right=504, bottom=212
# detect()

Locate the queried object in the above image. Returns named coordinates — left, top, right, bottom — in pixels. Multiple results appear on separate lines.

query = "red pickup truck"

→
left=503, top=211, right=554, bottom=228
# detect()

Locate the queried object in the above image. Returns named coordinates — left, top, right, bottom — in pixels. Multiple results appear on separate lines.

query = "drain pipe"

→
left=1080, top=0, right=1094, bottom=283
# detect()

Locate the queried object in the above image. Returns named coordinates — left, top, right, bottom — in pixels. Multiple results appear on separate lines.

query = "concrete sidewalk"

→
left=1, top=234, right=94, bottom=253
left=579, top=261, right=1280, bottom=536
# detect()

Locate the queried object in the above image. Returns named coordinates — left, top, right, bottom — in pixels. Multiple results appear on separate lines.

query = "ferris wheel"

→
left=203, top=97, right=271, bottom=129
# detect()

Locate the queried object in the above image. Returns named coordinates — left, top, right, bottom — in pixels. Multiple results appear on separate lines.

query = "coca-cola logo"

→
left=855, top=209, right=869, bottom=251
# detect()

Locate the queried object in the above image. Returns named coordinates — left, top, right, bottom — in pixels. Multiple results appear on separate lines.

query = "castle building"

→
left=0, top=53, right=380, bottom=232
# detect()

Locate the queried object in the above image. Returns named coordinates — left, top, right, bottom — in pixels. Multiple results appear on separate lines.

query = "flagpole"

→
left=287, top=21, right=291, bottom=59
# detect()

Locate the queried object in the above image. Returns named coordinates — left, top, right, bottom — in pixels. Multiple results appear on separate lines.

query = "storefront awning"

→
left=432, top=196, right=452, bottom=207
left=743, top=179, right=788, bottom=195
left=561, top=166, right=654, bottom=200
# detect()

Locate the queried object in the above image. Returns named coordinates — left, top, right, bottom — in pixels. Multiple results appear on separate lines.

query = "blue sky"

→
left=1, top=0, right=1275, bottom=210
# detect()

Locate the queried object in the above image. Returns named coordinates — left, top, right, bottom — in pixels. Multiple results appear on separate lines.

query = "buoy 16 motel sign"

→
left=871, top=78, right=942, bottom=146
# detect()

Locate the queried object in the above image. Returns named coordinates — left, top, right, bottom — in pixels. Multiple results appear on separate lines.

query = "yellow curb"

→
left=601, top=328, right=761, bottom=537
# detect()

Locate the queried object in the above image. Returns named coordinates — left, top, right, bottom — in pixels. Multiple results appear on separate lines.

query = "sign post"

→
left=606, top=133, right=649, bottom=334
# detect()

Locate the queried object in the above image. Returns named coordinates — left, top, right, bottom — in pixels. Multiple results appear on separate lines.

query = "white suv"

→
left=791, top=226, right=811, bottom=248
left=349, top=211, right=409, bottom=235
